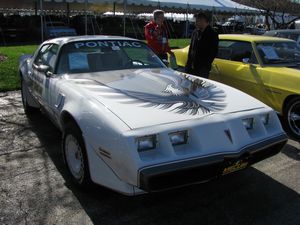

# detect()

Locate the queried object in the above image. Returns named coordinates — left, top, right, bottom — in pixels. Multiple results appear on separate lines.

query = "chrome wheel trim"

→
left=288, top=100, right=300, bottom=136
left=65, top=134, right=84, bottom=181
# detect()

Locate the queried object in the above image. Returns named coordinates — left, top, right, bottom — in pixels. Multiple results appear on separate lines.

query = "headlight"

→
left=137, top=135, right=156, bottom=152
left=169, top=130, right=188, bottom=146
left=261, top=113, right=270, bottom=125
left=242, top=118, right=254, bottom=130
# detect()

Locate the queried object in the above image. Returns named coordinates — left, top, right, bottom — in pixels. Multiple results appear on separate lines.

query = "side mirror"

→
left=242, top=58, right=250, bottom=63
left=37, top=64, right=52, bottom=77
left=37, top=64, right=50, bottom=73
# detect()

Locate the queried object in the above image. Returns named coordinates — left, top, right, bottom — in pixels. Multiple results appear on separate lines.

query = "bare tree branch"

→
left=234, top=0, right=300, bottom=28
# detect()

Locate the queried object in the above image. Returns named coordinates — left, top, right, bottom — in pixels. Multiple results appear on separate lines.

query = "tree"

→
left=234, top=0, right=300, bottom=29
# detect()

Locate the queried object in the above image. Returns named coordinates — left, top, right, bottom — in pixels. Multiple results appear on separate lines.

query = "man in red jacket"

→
left=144, top=10, right=174, bottom=61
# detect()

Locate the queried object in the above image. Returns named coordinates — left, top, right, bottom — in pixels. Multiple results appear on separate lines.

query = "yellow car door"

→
left=210, top=40, right=265, bottom=103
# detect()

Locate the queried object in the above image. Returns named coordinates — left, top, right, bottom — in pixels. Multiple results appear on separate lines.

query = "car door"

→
left=31, top=43, right=59, bottom=113
left=210, top=40, right=265, bottom=102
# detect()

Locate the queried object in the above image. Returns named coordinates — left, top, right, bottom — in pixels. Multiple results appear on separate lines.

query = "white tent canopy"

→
left=43, top=0, right=258, bottom=13
left=149, top=0, right=258, bottom=12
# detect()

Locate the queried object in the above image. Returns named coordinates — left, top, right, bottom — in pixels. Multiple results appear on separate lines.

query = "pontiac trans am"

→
left=19, top=36, right=287, bottom=195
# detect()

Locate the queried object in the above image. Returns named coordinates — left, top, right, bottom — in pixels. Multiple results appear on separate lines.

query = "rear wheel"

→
left=283, top=97, right=300, bottom=140
left=62, top=122, right=93, bottom=189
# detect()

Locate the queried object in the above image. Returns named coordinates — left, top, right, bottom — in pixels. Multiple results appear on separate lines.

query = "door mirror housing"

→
left=37, top=64, right=50, bottom=73
left=37, top=64, right=52, bottom=77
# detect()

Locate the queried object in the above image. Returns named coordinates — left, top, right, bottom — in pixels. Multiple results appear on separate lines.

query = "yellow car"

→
left=173, top=34, right=300, bottom=139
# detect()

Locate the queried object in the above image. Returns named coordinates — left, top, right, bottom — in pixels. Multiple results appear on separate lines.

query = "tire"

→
left=283, top=97, right=300, bottom=140
left=20, top=76, right=38, bottom=114
left=62, top=122, right=93, bottom=189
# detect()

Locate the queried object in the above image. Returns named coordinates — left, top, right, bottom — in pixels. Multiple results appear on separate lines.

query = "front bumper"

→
left=139, top=133, right=287, bottom=192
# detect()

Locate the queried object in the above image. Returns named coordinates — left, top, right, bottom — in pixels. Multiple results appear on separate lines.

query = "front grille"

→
left=139, top=136, right=287, bottom=192
left=140, top=162, right=223, bottom=191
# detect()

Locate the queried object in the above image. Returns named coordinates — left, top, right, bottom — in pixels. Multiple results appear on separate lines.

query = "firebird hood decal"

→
left=97, top=75, right=226, bottom=115
left=68, top=69, right=227, bottom=116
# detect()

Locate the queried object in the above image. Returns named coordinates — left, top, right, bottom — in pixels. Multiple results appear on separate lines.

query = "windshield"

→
left=56, top=40, right=166, bottom=74
left=256, top=41, right=300, bottom=65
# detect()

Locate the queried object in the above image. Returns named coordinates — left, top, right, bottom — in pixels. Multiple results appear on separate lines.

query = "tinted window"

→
left=218, top=40, right=257, bottom=63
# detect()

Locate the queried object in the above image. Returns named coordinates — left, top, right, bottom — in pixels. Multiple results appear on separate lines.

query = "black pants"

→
left=189, top=66, right=211, bottom=79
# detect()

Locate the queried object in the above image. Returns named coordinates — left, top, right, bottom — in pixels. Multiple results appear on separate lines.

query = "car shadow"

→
left=26, top=111, right=300, bottom=225
left=281, top=142, right=300, bottom=161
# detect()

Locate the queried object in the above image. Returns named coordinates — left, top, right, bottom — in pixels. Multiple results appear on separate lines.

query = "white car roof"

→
left=43, top=35, right=140, bottom=46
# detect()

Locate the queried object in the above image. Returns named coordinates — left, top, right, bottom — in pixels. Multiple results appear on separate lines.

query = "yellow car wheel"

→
left=283, top=97, right=300, bottom=139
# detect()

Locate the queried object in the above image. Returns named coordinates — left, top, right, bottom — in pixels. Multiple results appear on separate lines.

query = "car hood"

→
left=65, top=68, right=267, bottom=129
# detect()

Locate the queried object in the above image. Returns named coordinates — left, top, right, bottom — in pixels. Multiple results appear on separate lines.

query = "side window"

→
left=230, top=41, right=256, bottom=63
left=218, top=41, right=258, bottom=64
left=217, top=41, right=234, bottom=60
left=34, top=44, right=50, bottom=66
left=34, top=44, right=59, bottom=72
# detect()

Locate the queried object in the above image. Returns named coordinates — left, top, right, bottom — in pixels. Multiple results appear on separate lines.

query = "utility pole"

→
left=85, top=0, right=88, bottom=35
left=123, top=0, right=127, bottom=36
left=40, top=0, right=44, bottom=42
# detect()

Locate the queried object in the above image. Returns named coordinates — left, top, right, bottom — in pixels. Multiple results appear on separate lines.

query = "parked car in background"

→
left=19, top=35, right=287, bottom=195
left=264, top=29, right=300, bottom=47
left=44, top=21, right=77, bottom=39
left=244, top=26, right=266, bottom=35
left=172, top=34, right=300, bottom=139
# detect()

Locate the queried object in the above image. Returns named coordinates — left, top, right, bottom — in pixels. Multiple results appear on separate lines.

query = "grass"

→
left=169, top=39, right=190, bottom=48
left=0, top=39, right=189, bottom=92
left=0, top=45, right=37, bottom=91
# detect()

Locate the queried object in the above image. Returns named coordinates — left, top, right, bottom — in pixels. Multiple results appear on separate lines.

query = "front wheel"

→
left=20, top=76, right=38, bottom=114
left=283, top=97, right=300, bottom=140
left=62, top=123, right=93, bottom=189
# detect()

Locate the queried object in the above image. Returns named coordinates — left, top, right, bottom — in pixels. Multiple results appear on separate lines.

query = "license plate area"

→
left=222, top=159, right=249, bottom=175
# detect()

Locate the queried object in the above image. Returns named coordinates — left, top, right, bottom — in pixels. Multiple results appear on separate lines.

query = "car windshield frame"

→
left=55, top=39, right=167, bottom=74
left=255, top=41, right=300, bottom=66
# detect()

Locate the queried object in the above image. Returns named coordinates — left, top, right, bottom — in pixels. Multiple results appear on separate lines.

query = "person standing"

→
left=185, top=12, right=219, bottom=79
left=144, top=10, right=174, bottom=61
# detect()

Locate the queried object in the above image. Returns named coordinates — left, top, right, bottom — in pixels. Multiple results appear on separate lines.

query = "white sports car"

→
left=19, top=36, right=287, bottom=195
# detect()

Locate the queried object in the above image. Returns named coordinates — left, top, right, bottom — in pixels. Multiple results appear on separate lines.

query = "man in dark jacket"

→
left=185, top=12, right=219, bottom=79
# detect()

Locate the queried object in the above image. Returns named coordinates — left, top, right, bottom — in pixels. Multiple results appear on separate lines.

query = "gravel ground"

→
left=0, top=91, right=299, bottom=225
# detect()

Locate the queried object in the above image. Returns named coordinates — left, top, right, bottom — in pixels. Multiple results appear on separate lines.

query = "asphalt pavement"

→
left=0, top=91, right=299, bottom=225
